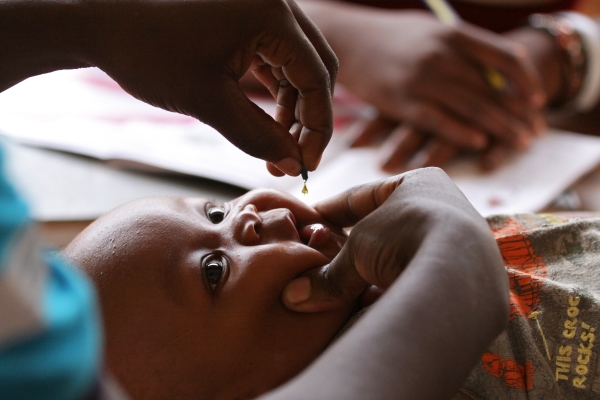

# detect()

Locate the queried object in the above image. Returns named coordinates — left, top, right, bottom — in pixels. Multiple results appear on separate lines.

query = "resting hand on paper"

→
left=282, top=167, right=503, bottom=312
left=348, top=23, right=569, bottom=172
left=0, top=0, right=337, bottom=176
left=297, top=2, right=547, bottom=171
left=350, top=117, right=514, bottom=172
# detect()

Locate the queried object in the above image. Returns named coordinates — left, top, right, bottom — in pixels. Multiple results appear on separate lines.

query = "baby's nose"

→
left=236, top=204, right=261, bottom=245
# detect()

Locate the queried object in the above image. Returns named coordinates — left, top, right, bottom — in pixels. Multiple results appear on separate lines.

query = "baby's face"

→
left=65, top=188, right=354, bottom=399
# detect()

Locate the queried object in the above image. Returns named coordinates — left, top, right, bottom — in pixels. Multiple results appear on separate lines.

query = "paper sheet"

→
left=295, top=131, right=600, bottom=216
left=1, top=68, right=600, bottom=216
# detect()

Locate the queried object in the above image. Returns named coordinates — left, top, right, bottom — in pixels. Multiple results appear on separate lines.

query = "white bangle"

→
left=559, top=12, right=600, bottom=112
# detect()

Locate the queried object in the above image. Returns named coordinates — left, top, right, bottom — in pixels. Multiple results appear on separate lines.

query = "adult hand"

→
left=272, top=168, right=508, bottom=400
left=341, top=10, right=545, bottom=148
left=282, top=167, right=500, bottom=312
left=347, top=20, right=566, bottom=173
left=0, top=0, right=337, bottom=176
left=299, top=2, right=548, bottom=170
left=97, top=0, right=339, bottom=176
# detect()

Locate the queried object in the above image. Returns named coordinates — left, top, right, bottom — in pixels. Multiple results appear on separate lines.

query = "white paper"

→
left=297, top=132, right=600, bottom=216
left=1, top=68, right=600, bottom=217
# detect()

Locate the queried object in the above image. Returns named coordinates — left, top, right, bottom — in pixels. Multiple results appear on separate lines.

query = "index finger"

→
left=314, top=175, right=404, bottom=228
left=258, top=1, right=336, bottom=171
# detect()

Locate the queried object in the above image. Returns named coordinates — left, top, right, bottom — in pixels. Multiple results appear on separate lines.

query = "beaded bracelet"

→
left=529, top=13, right=587, bottom=111
left=560, top=12, right=600, bottom=113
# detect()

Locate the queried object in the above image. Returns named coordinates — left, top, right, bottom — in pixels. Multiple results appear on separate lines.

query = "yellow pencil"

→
left=421, top=0, right=507, bottom=91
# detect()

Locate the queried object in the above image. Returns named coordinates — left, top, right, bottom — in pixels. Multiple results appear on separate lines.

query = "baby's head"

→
left=64, top=188, right=354, bottom=400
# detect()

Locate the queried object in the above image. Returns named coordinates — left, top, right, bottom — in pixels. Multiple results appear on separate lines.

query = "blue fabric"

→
left=0, top=145, right=102, bottom=400
left=0, top=254, right=101, bottom=400
left=0, top=148, right=29, bottom=273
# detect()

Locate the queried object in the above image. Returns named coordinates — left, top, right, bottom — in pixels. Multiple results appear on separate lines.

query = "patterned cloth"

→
left=456, top=213, right=600, bottom=399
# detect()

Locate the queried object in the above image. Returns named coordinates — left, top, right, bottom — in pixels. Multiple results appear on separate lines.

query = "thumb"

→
left=282, top=245, right=368, bottom=312
left=199, top=78, right=304, bottom=176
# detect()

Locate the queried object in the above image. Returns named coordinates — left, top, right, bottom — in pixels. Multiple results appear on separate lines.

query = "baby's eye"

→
left=207, top=207, right=225, bottom=224
left=205, top=260, right=223, bottom=288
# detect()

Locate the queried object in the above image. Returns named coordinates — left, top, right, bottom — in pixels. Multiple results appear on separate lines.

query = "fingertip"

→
left=274, top=157, right=303, bottom=176
left=283, top=276, right=312, bottom=306
left=266, top=162, right=286, bottom=177
left=308, top=153, right=323, bottom=171
left=299, top=129, right=329, bottom=171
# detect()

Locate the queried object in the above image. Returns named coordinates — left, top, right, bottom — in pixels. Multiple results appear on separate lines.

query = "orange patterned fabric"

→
left=454, top=214, right=600, bottom=399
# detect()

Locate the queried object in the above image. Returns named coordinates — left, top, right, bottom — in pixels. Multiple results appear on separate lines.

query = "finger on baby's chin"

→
left=282, top=262, right=368, bottom=312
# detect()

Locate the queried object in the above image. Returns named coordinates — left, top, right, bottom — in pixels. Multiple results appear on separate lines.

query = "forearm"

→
left=507, top=15, right=600, bottom=113
left=265, top=169, right=510, bottom=399
left=0, top=0, right=94, bottom=92
left=265, top=233, right=507, bottom=399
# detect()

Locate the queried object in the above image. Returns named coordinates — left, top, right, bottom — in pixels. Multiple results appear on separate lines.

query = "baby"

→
left=64, top=169, right=512, bottom=400
left=64, top=188, right=358, bottom=399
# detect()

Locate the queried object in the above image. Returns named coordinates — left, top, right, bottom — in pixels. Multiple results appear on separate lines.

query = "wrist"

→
left=0, top=0, right=94, bottom=91
left=558, top=12, right=600, bottom=113
left=528, top=13, right=587, bottom=111
left=505, top=27, right=562, bottom=108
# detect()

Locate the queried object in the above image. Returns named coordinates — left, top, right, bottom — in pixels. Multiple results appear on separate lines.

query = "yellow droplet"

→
left=302, top=181, right=309, bottom=195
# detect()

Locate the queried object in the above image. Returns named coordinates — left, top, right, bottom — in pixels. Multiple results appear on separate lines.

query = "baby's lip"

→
left=298, top=223, right=344, bottom=258
left=298, top=224, right=327, bottom=247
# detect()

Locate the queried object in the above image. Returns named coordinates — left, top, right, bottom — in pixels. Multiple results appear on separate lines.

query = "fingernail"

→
left=284, top=277, right=311, bottom=304
left=274, top=157, right=302, bottom=176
